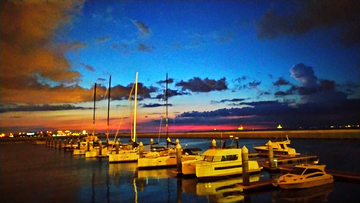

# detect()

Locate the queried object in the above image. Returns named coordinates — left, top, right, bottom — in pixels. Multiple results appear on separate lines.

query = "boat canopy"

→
left=202, top=148, right=241, bottom=157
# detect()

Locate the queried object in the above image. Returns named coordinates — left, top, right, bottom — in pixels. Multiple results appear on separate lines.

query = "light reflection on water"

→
left=0, top=138, right=359, bottom=203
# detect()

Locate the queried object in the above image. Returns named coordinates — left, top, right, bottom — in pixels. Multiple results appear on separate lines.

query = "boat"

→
left=273, top=164, right=334, bottom=189
left=137, top=74, right=201, bottom=168
left=83, top=82, right=108, bottom=158
left=253, top=135, right=299, bottom=156
left=108, top=73, right=140, bottom=163
left=182, top=143, right=262, bottom=178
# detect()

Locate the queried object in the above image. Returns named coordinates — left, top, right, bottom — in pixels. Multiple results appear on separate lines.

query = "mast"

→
left=106, top=76, right=111, bottom=145
left=92, top=83, right=96, bottom=138
left=165, top=73, right=169, bottom=138
left=133, top=72, right=138, bottom=142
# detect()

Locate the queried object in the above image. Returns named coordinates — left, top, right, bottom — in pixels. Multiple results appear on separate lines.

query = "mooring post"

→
left=268, top=140, right=275, bottom=169
left=211, top=139, right=216, bottom=148
left=87, top=140, right=90, bottom=151
left=90, top=141, right=93, bottom=151
left=167, top=137, right=171, bottom=148
left=99, top=140, right=102, bottom=156
left=242, top=146, right=250, bottom=186
left=115, top=140, right=119, bottom=154
left=139, top=142, right=144, bottom=158
left=77, top=139, right=80, bottom=149
left=176, top=142, right=182, bottom=172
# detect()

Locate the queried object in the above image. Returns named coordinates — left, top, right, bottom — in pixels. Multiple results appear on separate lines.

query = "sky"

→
left=1, top=0, right=359, bottom=134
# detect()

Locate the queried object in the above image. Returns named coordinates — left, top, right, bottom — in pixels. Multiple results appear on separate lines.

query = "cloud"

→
left=0, top=0, right=86, bottom=104
left=96, top=36, right=111, bottom=43
left=141, top=103, right=173, bottom=108
left=278, top=63, right=349, bottom=104
left=176, top=77, right=228, bottom=92
left=155, top=89, right=190, bottom=100
left=211, top=98, right=247, bottom=104
left=85, top=65, right=95, bottom=72
left=274, top=77, right=290, bottom=86
left=0, top=104, right=90, bottom=113
left=110, top=82, right=158, bottom=101
left=137, top=43, right=155, bottom=53
left=290, top=63, right=317, bottom=88
left=176, top=99, right=360, bottom=129
left=132, top=20, right=150, bottom=36
left=256, top=0, right=360, bottom=46
left=157, top=78, right=174, bottom=85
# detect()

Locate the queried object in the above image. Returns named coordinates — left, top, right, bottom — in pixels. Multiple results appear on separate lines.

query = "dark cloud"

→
left=177, top=99, right=360, bottom=129
left=137, top=43, right=155, bottom=53
left=274, top=77, right=290, bottom=86
left=132, top=20, right=150, bottom=36
left=287, top=63, right=349, bottom=104
left=257, top=0, right=360, bottom=46
left=157, top=78, right=174, bottom=85
left=141, top=103, right=173, bottom=108
left=110, top=83, right=158, bottom=101
left=96, top=36, right=110, bottom=43
left=85, top=65, right=95, bottom=72
left=155, top=89, right=190, bottom=100
left=176, top=77, right=228, bottom=92
left=211, top=98, right=247, bottom=104
left=0, top=104, right=90, bottom=113
left=290, top=63, right=317, bottom=88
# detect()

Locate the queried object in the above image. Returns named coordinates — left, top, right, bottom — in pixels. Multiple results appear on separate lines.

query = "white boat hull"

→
left=278, top=176, right=334, bottom=189
left=195, top=160, right=261, bottom=178
left=109, top=151, right=138, bottom=163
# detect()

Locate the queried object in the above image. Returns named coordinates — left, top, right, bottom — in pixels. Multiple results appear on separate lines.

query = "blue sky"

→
left=1, top=0, right=359, bottom=133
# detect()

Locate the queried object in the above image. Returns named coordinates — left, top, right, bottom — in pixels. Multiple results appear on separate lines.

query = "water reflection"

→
left=274, top=183, right=334, bottom=202
left=183, top=174, right=261, bottom=203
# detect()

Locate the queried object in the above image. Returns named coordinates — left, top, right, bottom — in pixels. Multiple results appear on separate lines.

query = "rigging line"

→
left=113, top=80, right=136, bottom=142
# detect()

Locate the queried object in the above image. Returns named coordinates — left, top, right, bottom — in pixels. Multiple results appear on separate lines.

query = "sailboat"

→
left=73, top=83, right=100, bottom=155
left=137, top=73, right=201, bottom=169
left=109, top=72, right=140, bottom=163
left=85, top=79, right=110, bottom=158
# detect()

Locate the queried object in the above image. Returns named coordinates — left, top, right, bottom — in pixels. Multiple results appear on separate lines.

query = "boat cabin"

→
left=201, top=148, right=241, bottom=162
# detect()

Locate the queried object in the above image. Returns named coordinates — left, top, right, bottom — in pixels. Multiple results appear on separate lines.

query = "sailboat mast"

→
left=106, top=76, right=111, bottom=144
left=92, top=83, right=96, bottom=137
left=133, top=72, right=138, bottom=142
left=165, top=73, right=169, bottom=138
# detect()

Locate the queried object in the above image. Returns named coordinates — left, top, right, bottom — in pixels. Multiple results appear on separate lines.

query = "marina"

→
left=1, top=137, right=360, bottom=203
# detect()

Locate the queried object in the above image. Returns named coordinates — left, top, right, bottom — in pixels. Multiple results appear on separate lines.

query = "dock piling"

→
left=99, top=140, right=102, bottom=156
left=139, top=142, right=143, bottom=158
left=242, top=146, right=250, bottom=186
left=211, top=139, right=216, bottom=148
left=176, top=143, right=182, bottom=172
left=267, top=140, right=276, bottom=170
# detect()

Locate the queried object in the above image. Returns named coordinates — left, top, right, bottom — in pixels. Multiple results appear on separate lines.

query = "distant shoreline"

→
left=0, top=129, right=359, bottom=142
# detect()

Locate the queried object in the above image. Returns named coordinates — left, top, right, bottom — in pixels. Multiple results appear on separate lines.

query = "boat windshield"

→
left=204, top=155, right=214, bottom=162
left=289, top=167, right=306, bottom=175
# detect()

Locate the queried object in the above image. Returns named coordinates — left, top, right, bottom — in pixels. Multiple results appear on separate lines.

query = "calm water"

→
left=1, top=138, right=359, bottom=203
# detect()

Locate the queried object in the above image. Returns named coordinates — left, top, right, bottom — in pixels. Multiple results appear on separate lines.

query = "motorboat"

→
left=253, top=135, right=299, bottom=156
left=273, top=164, right=334, bottom=189
left=137, top=142, right=202, bottom=169
left=182, top=147, right=261, bottom=178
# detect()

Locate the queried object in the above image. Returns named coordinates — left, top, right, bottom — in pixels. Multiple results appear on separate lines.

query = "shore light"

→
left=277, top=124, right=282, bottom=129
